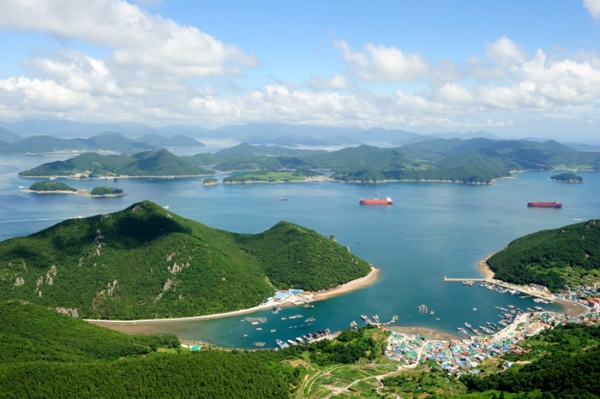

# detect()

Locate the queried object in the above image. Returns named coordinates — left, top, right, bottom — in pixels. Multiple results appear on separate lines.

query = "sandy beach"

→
left=89, top=266, right=379, bottom=331
left=477, top=253, right=495, bottom=279
left=556, top=299, right=589, bottom=317
left=313, top=266, right=379, bottom=300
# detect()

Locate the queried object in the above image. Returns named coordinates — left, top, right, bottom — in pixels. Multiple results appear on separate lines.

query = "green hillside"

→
left=0, top=301, right=179, bottom=364
left=235, top=221, right=371, bottom=291
left=18, top=149, right=214, bottom=178
left=0, top=301, right=292, bottom=399
left=0, top=201, right=370, bottom=319
left=487, top=219, right=600, bottom=290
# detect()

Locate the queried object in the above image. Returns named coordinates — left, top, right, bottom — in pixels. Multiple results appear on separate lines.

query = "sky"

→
left=0, top=0, right=599, bottom=142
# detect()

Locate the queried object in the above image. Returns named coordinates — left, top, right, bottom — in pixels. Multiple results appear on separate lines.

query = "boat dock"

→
left=443, top=277, right=488, bottom=283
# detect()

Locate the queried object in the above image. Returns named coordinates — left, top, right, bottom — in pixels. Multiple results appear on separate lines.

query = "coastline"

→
left=313, top=266, right=379, bottom=300
left=476, top=252, right=587, bottom=317
left=476, top=253, right=496, bottom=279
left=88, top=266, right=379, bottom=328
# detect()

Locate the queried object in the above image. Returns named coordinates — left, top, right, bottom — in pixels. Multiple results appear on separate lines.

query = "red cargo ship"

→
left=527, top=201, right=562, bottom=208
left=359, top=197, right=393, bottom=205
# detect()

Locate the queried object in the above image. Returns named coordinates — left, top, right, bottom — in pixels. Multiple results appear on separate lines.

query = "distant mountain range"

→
left=1, top=118, right=598, bottom=156
left=0, top=131, right=205, bottom=155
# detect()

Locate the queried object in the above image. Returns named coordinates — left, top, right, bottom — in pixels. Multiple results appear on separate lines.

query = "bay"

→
left=1, top=152, right=598, bottom=348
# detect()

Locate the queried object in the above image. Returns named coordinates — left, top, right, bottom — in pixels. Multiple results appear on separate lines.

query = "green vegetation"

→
left=223, top=170, right=325, bottom=184
left=461, top=324, right=600, bottom=398
left=0, top=301, right=292, bottom=399
left=0, top=201, right=369, bottom=319
left=19, top=149, right=214, bottom=178
left=487, top=219, right=600, bottom=290
left=550, top=172, right=583, bottom=182
left=235, top=222, right=370, bottom=291
left=0, top=300, right=179, bottom=364
left=28, top=181, right=77, bottom=192
left=90, top=186, right=124, bottom=196
left=202, top=177, right=218, bottom=185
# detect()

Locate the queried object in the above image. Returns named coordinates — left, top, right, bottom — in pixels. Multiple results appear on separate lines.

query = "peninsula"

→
left=0, top=200, right=371, bottom=320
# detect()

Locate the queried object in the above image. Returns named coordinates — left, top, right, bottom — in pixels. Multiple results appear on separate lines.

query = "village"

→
left=384, top=309, right=599, bottom=375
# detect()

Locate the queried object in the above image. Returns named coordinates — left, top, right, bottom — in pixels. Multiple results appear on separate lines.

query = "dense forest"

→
left=235, top=221, right=371, bottom=291
left=0, top=201, right=370, bottom=319
left=0, top=301, right=392, bottom=398
left=487, top=219, right=600, bottom=290
left=28, top=181, right=77, bottom=192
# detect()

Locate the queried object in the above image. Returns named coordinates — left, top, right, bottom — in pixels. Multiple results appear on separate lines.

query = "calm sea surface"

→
left=1, top=151, right=598, bottom=348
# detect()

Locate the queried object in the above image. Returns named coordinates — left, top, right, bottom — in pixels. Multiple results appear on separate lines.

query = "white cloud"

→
left=583, top=0, right=600, bottom=18
left=333, top=39, right=431, bottom=82
left=0, top=0, right=257, bottom=78
left=433, top=82, right=473, bottom=104
left=486, top=36, right=528, bottom=67
left=307, top=74, right=354, bottom=90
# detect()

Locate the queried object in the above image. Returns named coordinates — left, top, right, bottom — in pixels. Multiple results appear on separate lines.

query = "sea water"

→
left=0, top=153, right=598, bottom=348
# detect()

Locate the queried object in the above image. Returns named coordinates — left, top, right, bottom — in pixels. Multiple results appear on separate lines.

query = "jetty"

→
left=443, top=276, right=488, bottom=283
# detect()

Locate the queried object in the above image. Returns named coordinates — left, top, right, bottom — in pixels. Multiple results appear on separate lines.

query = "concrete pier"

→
left=443, top=276, right=488, bottom=282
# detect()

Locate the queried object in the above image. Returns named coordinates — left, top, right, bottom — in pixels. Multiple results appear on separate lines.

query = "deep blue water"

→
left=1, top=153, right=598, bottom=348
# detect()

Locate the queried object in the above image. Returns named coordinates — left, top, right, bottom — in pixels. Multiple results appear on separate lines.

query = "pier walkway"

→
left=443, top=277, right=488, bottom=283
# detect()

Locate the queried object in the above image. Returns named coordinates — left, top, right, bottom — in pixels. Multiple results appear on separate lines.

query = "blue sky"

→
left=0, top=0, right=599, bottom=141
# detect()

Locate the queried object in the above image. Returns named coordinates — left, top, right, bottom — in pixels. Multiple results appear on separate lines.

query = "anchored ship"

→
left=360, top=197, right=393, bottom=205
left=527, top=201, right=562, bottom=208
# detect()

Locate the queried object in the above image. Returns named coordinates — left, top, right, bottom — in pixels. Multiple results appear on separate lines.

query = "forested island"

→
left=0, top=200, right=370, bottom=319
left=19, top=149, right=214, bottom=178
left=487, top=219, right=600, bottom=290
left=19, top=138, right=600, bottom=184
left=550, top=172, right=584, bottom=182
left=27, top=181, right=78, bottom=193
left=223, top=170, right=328, bottom=184
left=90, top=186, right=125, bottom=197
left=202, top=177, right=218, bottom=186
